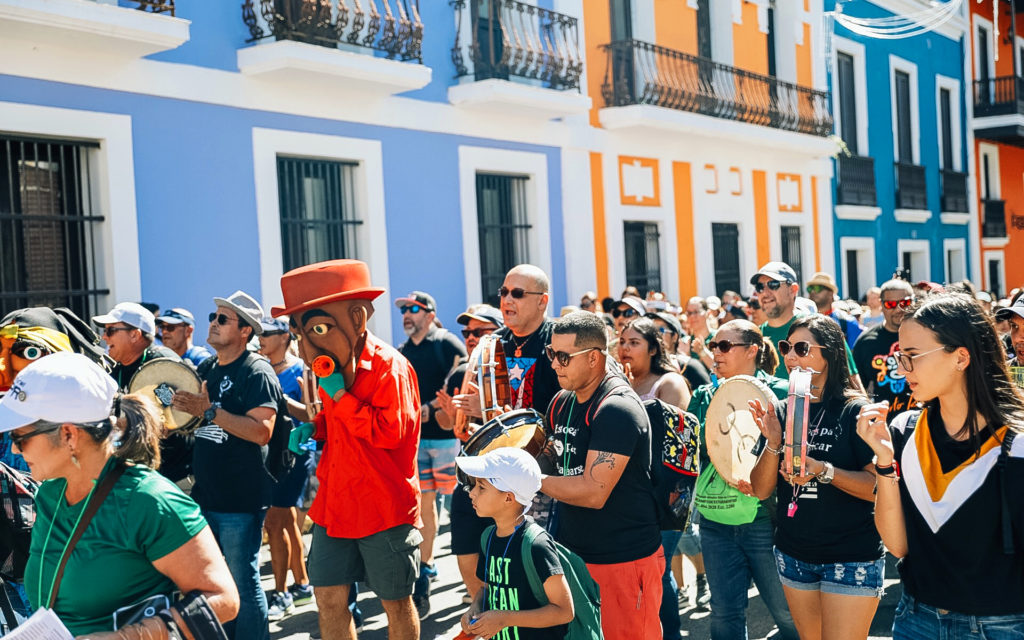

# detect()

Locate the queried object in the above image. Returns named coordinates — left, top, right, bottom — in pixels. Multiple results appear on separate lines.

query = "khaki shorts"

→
left=307, top=524, right=422, bottom=601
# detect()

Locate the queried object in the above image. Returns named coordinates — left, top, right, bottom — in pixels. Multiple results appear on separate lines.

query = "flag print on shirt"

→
left=507, top=357, right=536, bottom=409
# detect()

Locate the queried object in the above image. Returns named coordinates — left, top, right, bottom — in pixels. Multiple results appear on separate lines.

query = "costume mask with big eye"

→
left=292, top=300, right=370, bottom=394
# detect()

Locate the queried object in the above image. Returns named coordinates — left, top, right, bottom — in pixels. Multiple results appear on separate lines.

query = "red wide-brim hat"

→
left=272, top=259, right=385, bottom=318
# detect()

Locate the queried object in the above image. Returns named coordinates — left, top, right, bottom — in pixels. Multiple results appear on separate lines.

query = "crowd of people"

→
left=0, top=257, right=1021, bottom=640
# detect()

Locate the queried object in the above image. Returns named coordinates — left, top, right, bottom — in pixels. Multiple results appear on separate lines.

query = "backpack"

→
left=0, top=462, right=39, bottom=582
left=480, top=522, right=604, bottom=640
left=643, top=398, right=700, bottom=530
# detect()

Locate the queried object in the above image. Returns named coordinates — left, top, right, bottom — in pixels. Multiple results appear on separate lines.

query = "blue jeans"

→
left=659, top=530, right=684, bottom=640
left=700, top=518, right=798, bottom=640
left=204, top=509, right=269, bottom=640
left=893, top=593, right=1024, bottom=640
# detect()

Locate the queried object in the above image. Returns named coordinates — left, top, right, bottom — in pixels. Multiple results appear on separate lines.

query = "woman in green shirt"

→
left=0, top=351, right=238, bottom=638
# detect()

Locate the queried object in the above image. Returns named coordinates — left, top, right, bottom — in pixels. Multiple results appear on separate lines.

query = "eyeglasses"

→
left=545, top=345, right=602, bottom=367
left=611, top=308, right=638, bottom=319
left=882, top=297, right=914, bottom=310
left=778, top=340, right=825, bottom=357
left=894, top=346, right=948, bottom=372
left=157, top=323, right=183, bottom=333
left=10, top=423, right=61, bottom=449
left=208, top=312, right=238, bottom=326
left=806, top=285, right=829, bottom=294
left=708, top=340, right=753, bottom=353
left=461, top=327, right=495, bottom=339
left=498, top=287, right=545, bottom=299
left=754, top=280, right=789, bottom=293
left=400, top=305, right=425, bottom=315
left=102, top=326, right=134, bottom=338
left=656, top=326, right=676, bottom=336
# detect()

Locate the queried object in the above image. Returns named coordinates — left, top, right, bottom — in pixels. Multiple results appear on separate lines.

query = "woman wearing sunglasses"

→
left=1, top=352, right=238, bottom=638
left=686, top=320, right=798, bottom=640
left=749, top=315, right=881, bottom=640
left=857, top=294, right=1024, bottom=639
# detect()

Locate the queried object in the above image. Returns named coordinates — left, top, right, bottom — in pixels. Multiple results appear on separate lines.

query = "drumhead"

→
left=705, top=375, right=776, bottom=486
left=128, top=359, right=202, bottom=431
left=463, top=408, right=547, bottom=458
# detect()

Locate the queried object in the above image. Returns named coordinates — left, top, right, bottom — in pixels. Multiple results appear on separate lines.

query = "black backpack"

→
left=644, top=399, right=700, bottom=530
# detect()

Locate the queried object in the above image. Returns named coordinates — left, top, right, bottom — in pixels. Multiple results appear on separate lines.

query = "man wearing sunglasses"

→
left=805, top=272, right=863, bottom=348
left=609, top=296, right=647, bottom=336
left=750, top=262, right=802, bottom=379
left=394, top=291, right=467, bottom=619
left=852, top=279, right=919, bottom=419
left=157, top=308, right=212, bottom=367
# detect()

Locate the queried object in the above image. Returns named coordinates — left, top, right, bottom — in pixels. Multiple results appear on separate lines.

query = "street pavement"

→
left=267, top=516, right=901, bottom=640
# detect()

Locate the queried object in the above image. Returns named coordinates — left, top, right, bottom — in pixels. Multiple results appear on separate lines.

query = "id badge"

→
left=112, top=594, right=170, bottom=630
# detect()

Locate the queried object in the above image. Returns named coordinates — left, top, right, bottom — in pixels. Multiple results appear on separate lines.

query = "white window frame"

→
left=838, top=236, right=876, bottom=301
left=458, top=146, right=553, bottom=309
left=935, top=75, right=962, bottom=171
left=943, top=238, right=967, bottom=284
left=983, top=250, right=1006, bottom=296
left=831, top=36, right=869, bottom=156
left=896, top=238, right=931, bottom=283
left=0, top=100, right=140, bottom=308
left=979, top=142, right=1001, bottom=200
left=973, top=15, right=996, bottom=85
left=252, top=128, right=392, bottom=342
left=889, top=54, right=920, bottom=164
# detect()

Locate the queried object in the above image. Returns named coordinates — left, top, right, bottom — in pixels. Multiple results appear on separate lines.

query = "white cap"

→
left=0, top=352, right=117, bottom=433
left=455, top=447, right=542, bottom=507
left=92, top=302, right=156, bottom=335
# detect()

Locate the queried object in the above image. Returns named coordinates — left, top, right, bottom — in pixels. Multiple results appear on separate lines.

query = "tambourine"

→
left=128, top=359, right=202, bottom=432
left=705, top=375, right=776, bottom=486
left=784, top=368, right=815, bottom=477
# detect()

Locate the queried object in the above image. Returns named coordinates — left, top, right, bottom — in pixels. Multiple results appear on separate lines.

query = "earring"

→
left=70, top=450, right=80, bottom=468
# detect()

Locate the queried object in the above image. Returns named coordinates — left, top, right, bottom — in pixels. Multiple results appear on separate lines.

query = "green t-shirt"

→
left=760, top=313, right=859, bottom=379
left=26, top=461, right=207, bottom=635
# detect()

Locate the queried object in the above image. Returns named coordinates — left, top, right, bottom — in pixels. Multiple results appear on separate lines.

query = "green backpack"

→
left=480, top=522, right=604, bottom=640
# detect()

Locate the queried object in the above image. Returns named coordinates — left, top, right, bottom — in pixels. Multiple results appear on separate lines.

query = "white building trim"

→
left=897, top=238, right=931, bottom=282
left=978, top=142, right=1001, bottom=199
left=935, top=74, right=963, bottom=171
left=894, top=208, right=932, bottom=223
left=458, top=146, right=553, bottom=309
left=943, top=237, right=967, bottom=284
left=889, top=54, right=921, bottom=164
left=831, top=35, right=869, bottom=155
left=251, top=128, right=393, bottom=343
left=972, top=14, right=996, bottom=84
left=0, top=100, right=140, bottom=307
left=835, top=204, right=882, bottom=221
left=982, top=249, right=1006, bottom=294
left=838, top=236, right=876, bottom=300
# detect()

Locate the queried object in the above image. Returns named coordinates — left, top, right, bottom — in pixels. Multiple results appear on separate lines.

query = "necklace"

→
left=786, top=404, right=828, bottom=518
left=271, top=358, right=287, bottom=369
left=509, top=331, right=536, bottom=358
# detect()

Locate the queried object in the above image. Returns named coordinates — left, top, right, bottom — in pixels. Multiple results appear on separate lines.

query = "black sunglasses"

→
left=400, top=304, right=426, bottom=315
left=806, top=285, right=829, bottom=294
left=208, top=312, right=241, bottom=326
left=102, top=326, right=134, bottom=338
left=545, top=345, right=602, bottom=367
left=461, top=327, right=494, bottom=339
left=882, top=297, right=914, bottom=310
left=753, top=280, right=790, bottom=293
left=778, top=340, right=824, bottom=357
left=611, top=308, right=638, bottom=319
left=10, top=423, right=62, bottom=449
left=708, top=340, right=753, bottom=353
left=498, top=287, right=545, bottom=299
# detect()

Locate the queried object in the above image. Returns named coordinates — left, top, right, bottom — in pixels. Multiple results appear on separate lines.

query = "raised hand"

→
left=749, top=397, right=782, bottom=448
left=856, top=402, right=894, bottom=464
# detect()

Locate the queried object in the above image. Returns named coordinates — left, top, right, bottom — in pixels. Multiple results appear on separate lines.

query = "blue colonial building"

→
left=0, top=0, right=592, bottom=342
left=826, top=0, right=977, bottom=298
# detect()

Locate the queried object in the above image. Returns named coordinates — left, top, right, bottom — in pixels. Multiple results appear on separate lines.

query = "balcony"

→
left=238, top=0, right=429, bottom=95
left=599, top=39, right=833, bottom=139
left=836, top=155, right=877, bottom=207
left=940, top=170, right=969, bottom=213
left=894, top=162, right=927, bottom=216
left=0, top=0, right=189, bottom=58
left=983, top=199, right=1008, bottom=239
left=973, top=76, right=1024, bottom=145
left=448, top=0, right=590, bottom=119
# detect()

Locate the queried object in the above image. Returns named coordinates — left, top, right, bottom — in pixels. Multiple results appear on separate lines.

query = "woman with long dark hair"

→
left=858, top=294, right=1024, bottom=639
left=749, top=315, right=882, bottom=640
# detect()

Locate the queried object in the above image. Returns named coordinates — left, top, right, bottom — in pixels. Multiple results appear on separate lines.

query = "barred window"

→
left=623, top=221, right=661, bottom=296
left=277, top=157, right=361, bottom=272
left=477, top=173, right=531, bottom=307
left=0, top=136, right=107, bottom=319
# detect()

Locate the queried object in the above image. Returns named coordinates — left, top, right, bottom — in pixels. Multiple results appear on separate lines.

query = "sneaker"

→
left=267, top=590, right=294, bottom=621
left=422, top=562, right=439, bottom=582
left=288, top=583, right=314, bottom=606
left=413, top=571, right=431, bottom=620
left=462, top=592, right=474, bottom=605
left=677, top=585, right=689, bottom=609
left=695, top=574, right=711, bottom=610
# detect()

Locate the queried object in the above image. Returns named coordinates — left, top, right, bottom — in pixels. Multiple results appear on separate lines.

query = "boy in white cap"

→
left=457, top=448, right=574, bottom=640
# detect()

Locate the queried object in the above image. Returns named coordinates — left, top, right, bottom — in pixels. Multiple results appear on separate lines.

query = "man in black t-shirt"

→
left=540, top=311, right=663, bottom=640
left=395, top=290, right=466, bottom=617
left=173, top=290, right=279, bottom=640
left=853, top=279, right=917, bottom=418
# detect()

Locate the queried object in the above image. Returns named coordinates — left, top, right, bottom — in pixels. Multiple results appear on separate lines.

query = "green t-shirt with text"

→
left=760, top=313, right=858, bottom=379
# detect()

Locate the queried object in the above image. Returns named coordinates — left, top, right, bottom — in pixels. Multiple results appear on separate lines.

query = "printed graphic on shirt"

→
left=195, top=424, right=229, bottom=444
left=486, top=554, right=523, bottom=640
left=870, top=343, right=917, bottom=413
left=507, top=357, right=536, bottom=409
left=218, top=376, right=233, bottom=397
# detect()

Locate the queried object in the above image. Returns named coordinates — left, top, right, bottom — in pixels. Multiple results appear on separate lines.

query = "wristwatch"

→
left=203, top=402, right=221, bottom=423
left=817, top=462, right=835, bottom=484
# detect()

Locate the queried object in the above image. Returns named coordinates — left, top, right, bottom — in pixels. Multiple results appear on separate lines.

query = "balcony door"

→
left=780, top=226, right=803, bottom=288
left=837, top=52, right=859, bottom=154
left=939, top=88, right=953, bottom=170
left=895, top=70, right=913, bottom=163
left=472, top=0, right=508, bottom=81
left=712, top=223, right=741, bottom=297
left=978, top=25, right=992, bottom=104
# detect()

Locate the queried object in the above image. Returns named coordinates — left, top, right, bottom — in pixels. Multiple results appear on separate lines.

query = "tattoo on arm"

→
left=589, top=451, right=616, bottom=488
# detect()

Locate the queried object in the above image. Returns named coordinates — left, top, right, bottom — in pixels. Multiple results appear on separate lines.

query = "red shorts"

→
left=586, top=547, right=664, bottom=640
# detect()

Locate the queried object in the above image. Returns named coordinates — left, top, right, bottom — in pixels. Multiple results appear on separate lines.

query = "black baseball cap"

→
left=394, top=291, right=436, bottom=312
left=456, top=305, right=505, bottom=328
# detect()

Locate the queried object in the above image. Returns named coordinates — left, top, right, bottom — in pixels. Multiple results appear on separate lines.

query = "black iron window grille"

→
left=973, top=76, right=1024, bottom=118
left=601, top=39, right=833, bottom=137
left=940, top=170, right=969, bottom=213
left=0, top=137, right=108, bottom=319
left=711, top=223, right=741, bottom=297
left=780, top=226, right=803, bottom=288
left=836, top=154, right=877, bottom=207
left=477, top=173, right=531, bottom=307
left=277, top=157, right=362, bottom=273
left=243, top=0, right=423, bottom=62
left=451, top=0, right=583, bottom=90
left=623, top=221, right=662, bottom=297
left=894, top=162, right=927, bottom=210
left=982, top=198, right=1007, bottom=238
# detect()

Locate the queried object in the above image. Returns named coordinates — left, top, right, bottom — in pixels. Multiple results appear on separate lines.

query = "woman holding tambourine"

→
left=857, top=294, right=1024, bottom=639
left=749, top=315, right=881, bottom=640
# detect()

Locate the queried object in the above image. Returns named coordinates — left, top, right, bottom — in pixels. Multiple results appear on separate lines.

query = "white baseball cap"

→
left=92, top=302, right=156, bottom=335
left=0, top=352, right=117, bottom=433
left=455, top=447, right=542, bottom=507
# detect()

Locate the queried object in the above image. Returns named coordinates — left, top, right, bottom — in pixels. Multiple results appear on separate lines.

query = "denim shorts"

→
left=893, top=593, right=1024, bottom=640
left=773, top=548, right=884, bottom=597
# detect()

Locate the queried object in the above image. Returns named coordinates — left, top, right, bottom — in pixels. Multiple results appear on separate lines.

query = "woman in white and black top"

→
left=749, top=314, right=882, bottom=640
left=858, top=293, right=1024, bottom=639
left=617, top=317, right=690, bottom=408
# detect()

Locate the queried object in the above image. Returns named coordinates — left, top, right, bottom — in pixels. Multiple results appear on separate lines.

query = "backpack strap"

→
left=998, top=430, right=1018, bottom=556
left=519, top=522, right=548, bottom=606
left=584, top=376, right=632, bottom=426
left=0, top=576, right=18, bottom=631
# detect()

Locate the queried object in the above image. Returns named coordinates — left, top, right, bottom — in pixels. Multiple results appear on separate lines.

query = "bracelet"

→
left=764, top=442, right=783, bottom=456
left=874, top=461, right=900, bottom=477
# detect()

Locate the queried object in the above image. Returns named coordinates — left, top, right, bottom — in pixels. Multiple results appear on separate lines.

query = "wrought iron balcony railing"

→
left=450, top=0, right=582, bottom=90
left=242, top=0, right=423, bottom=62
left=983, top=199, right=1007, bottom=238
left=600, top=39, right=832, bottom=136
left=836, top=154, right=876, bottom=206
left=894, top=162, right=927, bottom=210
left=973, top=76, right=1024, bottom=118
left=940, top=170, right=969, bottom=213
